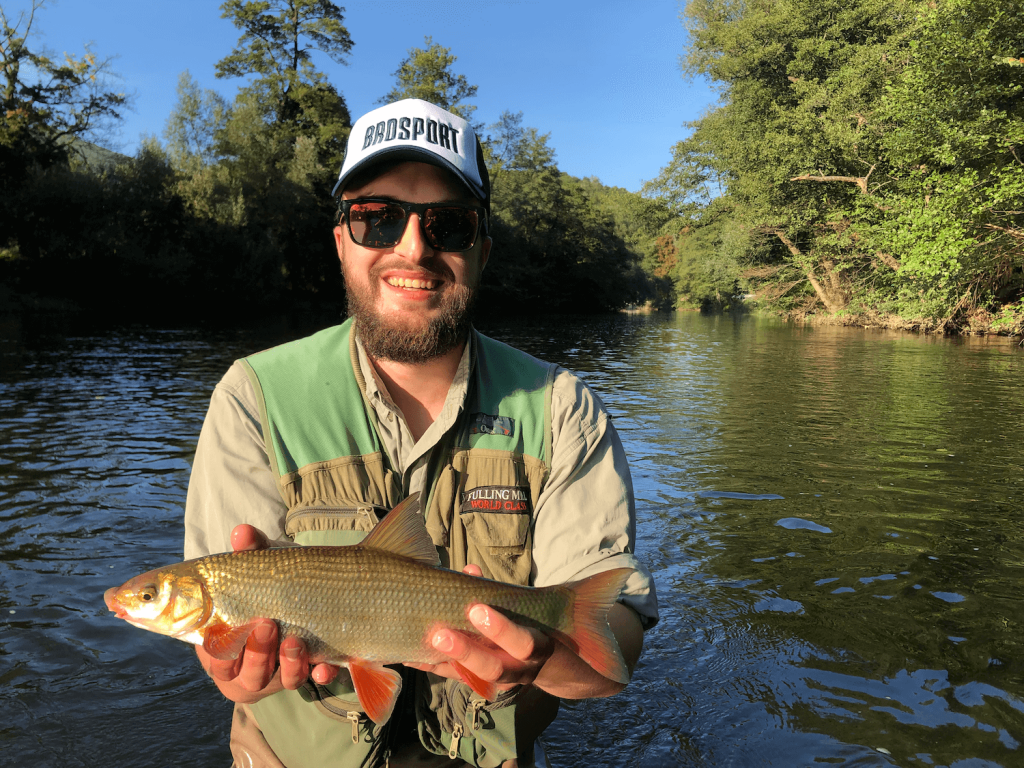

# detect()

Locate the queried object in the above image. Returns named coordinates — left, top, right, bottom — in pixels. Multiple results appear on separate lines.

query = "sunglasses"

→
left=338, top=198, right=486, bottom=252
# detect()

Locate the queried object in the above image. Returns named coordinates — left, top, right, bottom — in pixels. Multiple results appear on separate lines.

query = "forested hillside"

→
left=0, top=2, right=662, bottom=320
left=645, top=0, right=1024, bottom=333
left=3, top=0, right=1021, bottom=333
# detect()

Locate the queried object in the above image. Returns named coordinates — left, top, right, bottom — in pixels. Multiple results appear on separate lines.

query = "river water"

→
left=1, top=311, right=1022, bottom=767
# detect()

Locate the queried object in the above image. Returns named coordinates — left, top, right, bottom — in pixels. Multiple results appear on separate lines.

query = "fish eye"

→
left=138, top=584, right=159, bottom=602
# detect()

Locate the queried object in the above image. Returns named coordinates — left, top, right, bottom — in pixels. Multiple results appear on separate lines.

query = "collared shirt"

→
left=183, top=329, right=658, bottom=626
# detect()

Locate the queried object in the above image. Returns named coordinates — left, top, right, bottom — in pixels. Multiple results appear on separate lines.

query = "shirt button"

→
left=387, top=412, right=394, bottom=421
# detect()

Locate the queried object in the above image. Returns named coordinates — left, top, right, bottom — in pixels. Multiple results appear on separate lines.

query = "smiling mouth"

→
left=385, top=276, right=438, bottom=291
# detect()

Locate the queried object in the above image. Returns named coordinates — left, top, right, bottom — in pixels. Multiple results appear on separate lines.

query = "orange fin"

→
left=349, top=658, right=403, bottom=725
left=451, top=660, right=498, bottom=701
left=361, top=494, right=440, bottom=566
left=558, top=568, right=632, bottom=684
left=202, top=621, right=259, bottom=661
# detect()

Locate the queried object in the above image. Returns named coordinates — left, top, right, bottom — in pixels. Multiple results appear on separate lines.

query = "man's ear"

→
left=333, top=226, right=345, bottom=264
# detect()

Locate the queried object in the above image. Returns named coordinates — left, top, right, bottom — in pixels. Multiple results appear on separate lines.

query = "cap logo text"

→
left=363, top=114, right=460, bottom=154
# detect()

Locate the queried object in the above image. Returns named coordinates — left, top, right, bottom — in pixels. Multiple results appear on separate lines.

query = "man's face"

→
left=334, top=161, right=491, bottom=363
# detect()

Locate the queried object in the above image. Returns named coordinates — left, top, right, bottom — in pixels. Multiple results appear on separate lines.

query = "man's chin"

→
left=349, top=288, right=475, bottom=364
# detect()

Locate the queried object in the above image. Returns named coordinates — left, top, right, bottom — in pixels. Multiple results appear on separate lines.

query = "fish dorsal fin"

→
left=362, top=493, right=440, bottom=566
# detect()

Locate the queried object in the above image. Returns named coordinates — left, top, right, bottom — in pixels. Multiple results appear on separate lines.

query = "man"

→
left=184, top=99, right=658, bottom=768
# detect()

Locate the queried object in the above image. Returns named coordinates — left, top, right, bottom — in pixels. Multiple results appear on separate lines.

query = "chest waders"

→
left=239, top=319, right=557, bottom=768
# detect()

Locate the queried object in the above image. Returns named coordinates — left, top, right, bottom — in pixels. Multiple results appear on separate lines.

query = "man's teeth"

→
left=386, top=277, right=437, bottom=290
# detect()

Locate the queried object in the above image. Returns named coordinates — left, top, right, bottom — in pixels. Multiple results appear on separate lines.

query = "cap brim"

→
left=331, top=146, right=487, bottom=203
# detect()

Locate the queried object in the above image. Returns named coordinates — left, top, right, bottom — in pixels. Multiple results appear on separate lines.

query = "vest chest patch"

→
left=460, top=485, right=532, bottom=514
left=468, top=413, right=514, bottom=437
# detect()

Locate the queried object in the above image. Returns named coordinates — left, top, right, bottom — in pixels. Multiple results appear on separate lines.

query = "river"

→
left=1, top=311, right=1022, bottom=767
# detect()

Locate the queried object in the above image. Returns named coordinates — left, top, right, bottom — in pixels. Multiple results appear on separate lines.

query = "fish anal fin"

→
left=202, top=621, right=259, bottom=661
left=362, top=493, right=440, bottom=566
left=349, top=659, right=403, bottom=725
left=563, top=568, right=633, bottom=685
left=451, top=660, right=498, bottom=701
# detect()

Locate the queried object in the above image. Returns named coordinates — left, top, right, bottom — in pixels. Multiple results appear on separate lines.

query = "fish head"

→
left=105, top=565, right=212, bottom=639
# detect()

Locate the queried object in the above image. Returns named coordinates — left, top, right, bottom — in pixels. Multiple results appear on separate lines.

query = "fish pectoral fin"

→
left=202, top=621, right=259, bottom=661
left=450, top=660, right=498, bottom=701
left=348, top=659, right=402, bottom=726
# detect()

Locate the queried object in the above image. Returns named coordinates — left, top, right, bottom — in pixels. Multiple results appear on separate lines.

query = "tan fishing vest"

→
left=238, top=319, right=557, bottom=768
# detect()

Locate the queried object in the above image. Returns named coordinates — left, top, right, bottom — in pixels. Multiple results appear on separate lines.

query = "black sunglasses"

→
left=338, top=198, right=486, bottom=252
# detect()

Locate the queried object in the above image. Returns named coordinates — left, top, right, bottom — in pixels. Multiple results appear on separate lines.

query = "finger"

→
left=311, top=662, right=344, bottom=686
left=231, top=524, right=270, bottom=552
left=236, top=619, right=279, bottom=692
left=201, top=643, right=243, bottom=683
left=468, top=605, right=552, bottom=664
left=462, top=564, right=483, bottom=577
left=432, top=628, right=505, bottom=683
left=278, top=636, right=310, bottom=690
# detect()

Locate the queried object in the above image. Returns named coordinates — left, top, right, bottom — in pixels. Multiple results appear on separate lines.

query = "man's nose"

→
left=393, top=213, right=433, bottom=262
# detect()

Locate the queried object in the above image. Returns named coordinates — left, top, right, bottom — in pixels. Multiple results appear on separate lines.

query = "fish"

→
left=104, top=494, right=632, bottom=724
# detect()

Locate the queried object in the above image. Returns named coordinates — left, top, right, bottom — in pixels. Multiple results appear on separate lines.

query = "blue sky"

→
left=6, top=0, right=714, bottom=192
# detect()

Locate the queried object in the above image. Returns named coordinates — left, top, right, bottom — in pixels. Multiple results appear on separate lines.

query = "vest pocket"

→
left=460, top=508, right=532, bottom=585
left=285, top=504, right=383, bottom=546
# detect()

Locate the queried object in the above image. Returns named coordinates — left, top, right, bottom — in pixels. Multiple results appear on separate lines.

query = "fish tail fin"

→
left=555, top=567, right=632, bottom=685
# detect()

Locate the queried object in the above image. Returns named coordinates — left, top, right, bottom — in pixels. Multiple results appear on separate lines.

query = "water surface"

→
left=1, top=312, right=1022, bottom=766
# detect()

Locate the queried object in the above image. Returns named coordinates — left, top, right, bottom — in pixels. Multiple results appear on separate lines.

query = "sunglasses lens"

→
left=348, top=202, right=407, bottom=248
left=346, top=201, right=481, bottom=251
left=423, top=207, right=479, bottom=251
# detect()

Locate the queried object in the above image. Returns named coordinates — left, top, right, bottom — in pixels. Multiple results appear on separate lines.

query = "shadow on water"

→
left=2, top=311, right=1023, bottom=766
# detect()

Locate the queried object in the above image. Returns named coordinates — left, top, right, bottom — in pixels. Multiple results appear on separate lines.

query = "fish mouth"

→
left=104, top=587, right=128, bottom=619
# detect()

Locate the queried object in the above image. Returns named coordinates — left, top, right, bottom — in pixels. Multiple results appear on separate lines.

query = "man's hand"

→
left=194, top=524, right=342, bottom=704
left=406, top=565, right=642, bottom=700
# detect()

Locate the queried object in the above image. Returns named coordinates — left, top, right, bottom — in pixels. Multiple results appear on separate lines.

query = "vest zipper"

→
left=346, top=710, right=361, bottom=744
left=449, top=722, right=464, bottom=759
left=468, top=698, right=486, bottom=731
left=286, top=504, right=384, bottom=531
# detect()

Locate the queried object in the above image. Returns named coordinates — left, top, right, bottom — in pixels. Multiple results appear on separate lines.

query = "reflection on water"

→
left=1, top=312, right=1022, bottom=766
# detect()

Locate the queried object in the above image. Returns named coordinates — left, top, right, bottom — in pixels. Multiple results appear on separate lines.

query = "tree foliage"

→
left=3, top=5, right=665, bottom=320
left=647, top=0, right=1024, bottom=330
left=481, top=111, right=651, bottom=313
left=1, top=0, right=127, bottom=163
left=379, top=36, right=478, bottom=124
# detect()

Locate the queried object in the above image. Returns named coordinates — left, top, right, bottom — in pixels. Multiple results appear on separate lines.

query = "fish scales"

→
left=193, top=546, right=573, bottom=664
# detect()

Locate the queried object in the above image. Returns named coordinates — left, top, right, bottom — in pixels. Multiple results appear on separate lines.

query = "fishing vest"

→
left=239, top=318, right=558, bottom=768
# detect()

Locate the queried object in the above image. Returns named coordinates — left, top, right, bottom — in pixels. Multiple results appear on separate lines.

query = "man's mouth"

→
left=385, top=277, right=438, bottom=291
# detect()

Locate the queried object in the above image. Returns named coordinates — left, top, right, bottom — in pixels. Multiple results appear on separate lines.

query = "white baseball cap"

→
left=332, top=98, right=489, bottom=209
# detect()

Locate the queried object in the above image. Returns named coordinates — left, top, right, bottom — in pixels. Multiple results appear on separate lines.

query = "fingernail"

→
left=469, top=605, right=489, bottom=629
left=283, top=645, right=301, bottom=661
left=433, top=632, right=454, bottom=653
left=254, top=623, right=274, bottom=644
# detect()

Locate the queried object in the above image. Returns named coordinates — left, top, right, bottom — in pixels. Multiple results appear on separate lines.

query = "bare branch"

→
left=790, top=166, right=875, bottom=195
left=875, top=251, right=902, bottom=271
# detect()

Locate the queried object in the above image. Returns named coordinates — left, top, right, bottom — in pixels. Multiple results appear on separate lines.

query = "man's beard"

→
left=344, top=262, right=477, bottom=364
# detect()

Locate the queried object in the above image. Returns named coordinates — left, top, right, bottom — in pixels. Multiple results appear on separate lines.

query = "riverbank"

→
left=785, top=306, right=1024, bottom=338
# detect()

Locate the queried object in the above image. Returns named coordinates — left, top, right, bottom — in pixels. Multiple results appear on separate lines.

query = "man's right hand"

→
left=194, top=524, right=342, bottom=704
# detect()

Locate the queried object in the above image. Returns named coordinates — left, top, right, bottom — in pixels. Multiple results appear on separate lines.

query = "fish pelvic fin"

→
left=556, top=568, right=633, bottom=685
left=202, top=620, right=259, bottom=661
left=349, top=659, right=403, bottom=725
left=451, top=660, right=499, bottom=702
left=362, top=493, right=440, bottom=567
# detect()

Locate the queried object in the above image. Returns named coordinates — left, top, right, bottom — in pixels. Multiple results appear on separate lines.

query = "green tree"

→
left=164, top=71, right=228, bottom=171
left=874, top=0, right=1024, bottom=326
left=481, top=111, right=647, bottom=313
left=187, top=0, right=356, bottom=304
left=1, top=0, right=127, bottom=167
left=379, top=36, right=478, bottom=123
left=1, top=0, right=128, bottom=290
left=216, top=0, right=353, bottom=176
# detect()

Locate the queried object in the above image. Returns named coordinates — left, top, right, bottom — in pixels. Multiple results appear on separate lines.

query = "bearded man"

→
left=184, top=99, right=658, bottom=768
